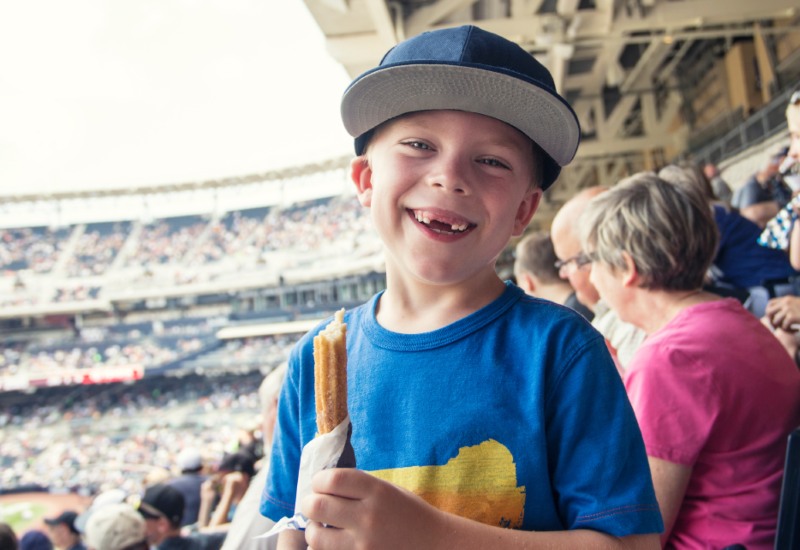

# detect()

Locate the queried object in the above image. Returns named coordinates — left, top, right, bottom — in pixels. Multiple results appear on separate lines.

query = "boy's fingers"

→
left=305, top=520, right=355, bottom=550
left=301, top=491, right=361, bottom=531
left=311, top=468, right=374, bottom=500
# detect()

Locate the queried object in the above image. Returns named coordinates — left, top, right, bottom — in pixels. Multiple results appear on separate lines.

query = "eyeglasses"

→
left=554, top=252, right=593, bottom=272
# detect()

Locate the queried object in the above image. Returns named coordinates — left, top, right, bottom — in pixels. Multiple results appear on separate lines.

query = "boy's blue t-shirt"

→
left=261, top=282, right=663, bottom=535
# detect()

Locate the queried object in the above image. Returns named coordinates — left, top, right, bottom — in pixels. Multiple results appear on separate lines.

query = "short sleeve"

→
left=545, top=334, right=663, bottom=534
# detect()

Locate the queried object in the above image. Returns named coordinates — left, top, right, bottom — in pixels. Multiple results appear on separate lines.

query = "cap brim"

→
left=341, top=63, right=580, bottom=170
left=137, top=502, right=165, bottom=520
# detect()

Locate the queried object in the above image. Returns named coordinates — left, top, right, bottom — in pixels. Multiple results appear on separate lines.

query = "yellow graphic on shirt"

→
left=369, top=439, right=525, bottom=528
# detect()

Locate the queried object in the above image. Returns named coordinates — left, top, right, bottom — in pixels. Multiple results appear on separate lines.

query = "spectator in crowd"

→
left=732, top=146, right=792, bottom=228
left=18, top=531, right=53, bottom=550
left=44, top=511, right=85, bottom=550
left=264, top=24, right=662, bottom=549
left=220, top=363, right=287, bottom=550
left=84, top=504, right=147, bottom=550
left=137, top=483, right=224, bottom=550
left=228, top=423, right=262, bottom=464
left=76, top=491, right=129, bottom=535
left=580, top=171, right=800, bottom=549
left=550, top=186, right=646, bottom=369
left=1, top=371, right=270, bottom=498
left=198, top=452, right=256, bottom=530
left=143, top=468, right=171, bottom=490
left=167, top=449, right=207, bottom=527
left=658, top=162, right=799, bottom=317
left=755, top=89, right=800, bottom=362
left=513, top=231, right=593, bottom=320
left=702, top=162, right=733, bottom=205
left=0, top=523, right=19, bottom=550
left=773, top=90, right=800, bottom=271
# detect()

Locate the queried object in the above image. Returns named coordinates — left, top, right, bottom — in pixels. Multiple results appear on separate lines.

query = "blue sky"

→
left=0, top=0, right=353, bottom=196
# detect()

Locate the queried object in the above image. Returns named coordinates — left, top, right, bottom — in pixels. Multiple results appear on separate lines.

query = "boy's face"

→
left=351, top=110, right=541, bottom=287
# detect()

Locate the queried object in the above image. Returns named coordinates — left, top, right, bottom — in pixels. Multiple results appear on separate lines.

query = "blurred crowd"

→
left=0, top=194, right=381, bottom=309
left=0, top=371, right=266, bottom=496
left=0, top=323, right=296, bottom=393
left=1, top=364, right=287, bottom=550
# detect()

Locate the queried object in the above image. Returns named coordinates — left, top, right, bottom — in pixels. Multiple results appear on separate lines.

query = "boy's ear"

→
left=350, top=156, right=373, bottom=207
left=512, top=188, right=542, bottom=237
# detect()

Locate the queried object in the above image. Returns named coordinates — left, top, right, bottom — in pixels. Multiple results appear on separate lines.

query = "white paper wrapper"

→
left=257, top=416, right=355, bottom=540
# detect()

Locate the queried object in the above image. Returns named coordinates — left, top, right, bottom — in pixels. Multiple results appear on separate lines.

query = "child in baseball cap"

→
left=262, top=25, right=662, bottom=548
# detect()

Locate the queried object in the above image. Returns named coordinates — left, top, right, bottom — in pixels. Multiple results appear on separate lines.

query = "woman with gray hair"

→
left=580, top=171, right=800, bottom=549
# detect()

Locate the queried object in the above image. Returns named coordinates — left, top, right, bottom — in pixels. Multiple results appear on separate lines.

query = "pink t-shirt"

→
left=625, top=298, right=800, bottom=550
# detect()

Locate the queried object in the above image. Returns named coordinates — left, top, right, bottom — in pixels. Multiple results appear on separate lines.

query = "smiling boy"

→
left=262, top=25, right=663, bottom=549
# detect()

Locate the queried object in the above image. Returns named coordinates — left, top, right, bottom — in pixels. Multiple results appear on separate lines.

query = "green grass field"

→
left=0, top=501, right=48, bottom=533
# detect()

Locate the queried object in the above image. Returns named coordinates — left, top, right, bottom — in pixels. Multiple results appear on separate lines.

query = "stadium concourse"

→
left=0, top=163, right=391, bottom=523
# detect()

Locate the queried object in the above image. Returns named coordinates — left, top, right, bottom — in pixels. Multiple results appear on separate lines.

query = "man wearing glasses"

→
left=551, top=186, right=645, bottom=371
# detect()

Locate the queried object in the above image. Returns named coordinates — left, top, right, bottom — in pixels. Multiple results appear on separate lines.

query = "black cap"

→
left=137, top=484, right=184, bottom=527
left=218, top=452, right=256, bottom=477
left=44, top=511, right=79, bottom=534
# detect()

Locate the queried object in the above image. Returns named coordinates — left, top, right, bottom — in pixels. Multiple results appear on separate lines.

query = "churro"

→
left=314, top=308, right=348, bottom=434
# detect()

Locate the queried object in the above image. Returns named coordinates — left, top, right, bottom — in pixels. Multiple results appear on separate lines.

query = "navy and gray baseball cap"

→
left=340, top=25, right=581, bottom=190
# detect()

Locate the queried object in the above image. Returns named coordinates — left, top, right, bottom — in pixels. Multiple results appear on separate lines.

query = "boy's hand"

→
left=300, top=468, right=447, bottom=550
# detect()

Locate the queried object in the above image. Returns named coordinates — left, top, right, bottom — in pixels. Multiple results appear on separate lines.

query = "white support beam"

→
left=591, top=38, right=673, bottom=143
left=593, top=97, right=610, bottom=140
left=620, top=38, right=672, bottom=93
left=510, top=0, right=546, bottom=17
left=595, top=0, right=616, bottom=31
left=597, top=157, right=628, bottom=187
left=658, top=92, right=683, bottom=132
left=406, top=0, right=479, bottom=36
left=573, top=101, right=595, bottom=134
left=577, top=133, right=677, bottom=157
left=560, top=161, right=595, bottom=195
left=549, top=43, right=575, bottom=93
left=557, top=0, right=580, bottom=17
left=612, top=0, right=798, bottom=35
left=364, top=0, right=398, bottom=48
left=573, top=40, right=626, bottom=94
left=656, top=37, right=694, bottom=85
left=318, top=0, right=350, bottom=13
left=640, top=92, right=658, bottom=134
left=602, top=94, right=638, bottom=139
